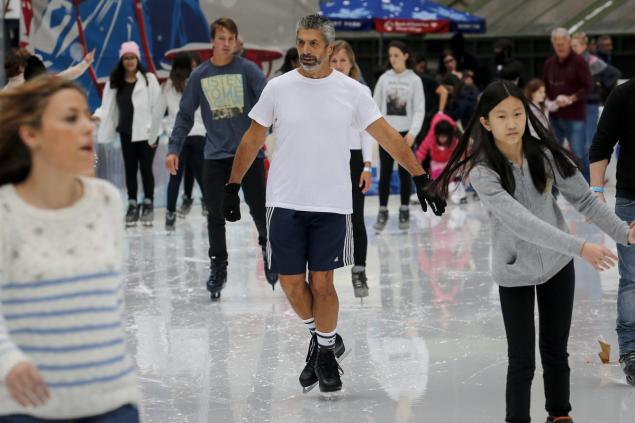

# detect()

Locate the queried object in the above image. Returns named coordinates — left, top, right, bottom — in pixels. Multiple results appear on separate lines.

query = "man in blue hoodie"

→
left=166, top=17, right=277, bottom=300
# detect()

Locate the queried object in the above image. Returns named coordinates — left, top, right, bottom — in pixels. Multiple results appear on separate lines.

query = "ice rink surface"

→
left=121, top=194, right=634, bottom=423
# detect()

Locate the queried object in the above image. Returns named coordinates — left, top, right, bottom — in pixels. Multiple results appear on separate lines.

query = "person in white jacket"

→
left=373, top=41, right=425, bottom=232
left=330, top=40, right=374, bottom=298
left=152, top=52, right=207, bottom=230
left=94, top=41, right=161, bottom=228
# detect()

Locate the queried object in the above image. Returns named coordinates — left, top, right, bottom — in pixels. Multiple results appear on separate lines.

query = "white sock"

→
left=302, top=317, right=316, bottom=335
left=316, top=329, right=337, bottom=349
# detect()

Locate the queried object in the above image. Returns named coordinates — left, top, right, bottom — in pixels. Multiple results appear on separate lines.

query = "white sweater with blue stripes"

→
left=0, top=177, right=141, bottom=418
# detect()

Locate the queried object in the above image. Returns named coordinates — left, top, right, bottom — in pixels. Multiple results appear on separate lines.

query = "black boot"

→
left=262, top=247, right=278, bottom=290
left=398, top=206, right=410, bottom=230
left=207, top=259, right=228, bottom=301
left=165, top=211, right=176, bottom=231
left=373, top=208, right=388, bottom=232
left=300, top=334, right=345, bottom=392
left=125, top=200, right=139, bottom=228
left=178, top=196, right=193, bottom=218
left=314, top=346, right=343, bottom=393
left=351, top=268, right=369, bottom=298
left=140, top=199, right=154, bottom=227
left=620, top=351, right=635, bottom=386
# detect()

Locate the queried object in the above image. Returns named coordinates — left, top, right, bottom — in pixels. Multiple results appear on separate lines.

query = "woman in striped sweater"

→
left=0, top=76, right=140, bottom=421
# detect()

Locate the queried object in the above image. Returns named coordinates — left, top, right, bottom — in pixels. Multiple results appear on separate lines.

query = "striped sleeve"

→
left=0, top=208, right=31, bottom=381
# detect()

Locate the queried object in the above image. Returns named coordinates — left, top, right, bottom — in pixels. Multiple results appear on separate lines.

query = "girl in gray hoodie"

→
left=428, top=80, right=635, bottom=423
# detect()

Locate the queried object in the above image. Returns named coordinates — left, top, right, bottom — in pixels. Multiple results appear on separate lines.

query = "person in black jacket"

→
left=492, top=39, right=527, bottom=88
left=589, top=78, right=635, bottom=387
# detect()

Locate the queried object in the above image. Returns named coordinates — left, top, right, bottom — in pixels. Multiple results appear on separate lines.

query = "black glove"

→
left=413, top=174, right=446, bottom=216
left=223, top=183, right=241, bottom=222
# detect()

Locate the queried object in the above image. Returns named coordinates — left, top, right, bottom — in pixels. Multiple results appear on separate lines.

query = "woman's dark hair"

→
left=0, top=75, right=86, bottom=186
left=278, top=47, right=299, bottom=74
left=109, top=56, right=148, bottom=89
left=4, top=48, right=30, bottom=78
left=190, top=52, right=202, bottom=67
left=524, top=78, right=546, bottom=113
left=428, top=80, right=578, bottom=198
left=387, top=41, right=415, bottom=70
left=24, top=55, right=47, bottom=80
left=434, top=121, right=454, bottom=139
left=169, top=52, right=193, bottom=93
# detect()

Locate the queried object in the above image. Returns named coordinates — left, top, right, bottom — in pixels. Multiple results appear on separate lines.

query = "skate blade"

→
left=302, top=382, right=318, bottom=394
left=337, top=349, right=351, bottom=363
left=354, top=289, right=369, bottom=299
left=318, top=389, right=343, bottom=401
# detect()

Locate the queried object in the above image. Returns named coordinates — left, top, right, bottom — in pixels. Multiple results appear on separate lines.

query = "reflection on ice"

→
left=120, top=195, right=633, bottom=423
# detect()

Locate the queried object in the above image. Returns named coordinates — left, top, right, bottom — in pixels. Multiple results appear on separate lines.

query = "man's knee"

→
left=280, top=275, right=307, bottom=299
left=309, top=272, right=336, bottom=298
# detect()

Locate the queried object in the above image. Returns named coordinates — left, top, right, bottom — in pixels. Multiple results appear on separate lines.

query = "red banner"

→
left=374, top=19, right=450, bottom=34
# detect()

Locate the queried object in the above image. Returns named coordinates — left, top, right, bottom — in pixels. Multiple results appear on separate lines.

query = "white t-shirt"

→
left=350, top=84, right=375, bottom=163
left=249, top=69, right=382, bottom=214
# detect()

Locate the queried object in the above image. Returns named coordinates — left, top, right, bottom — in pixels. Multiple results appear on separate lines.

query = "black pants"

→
left=378, top=131, right=411, bottom=207
left=120, top=133, right=156, bottom=201
left=499, top=261, right=575, bottom=422
left=184, top=162, right=195, bottom=198
left=350, top=150, right=367, bottom=267
left=166, top=136, right=205, bottom=212
left=203, top=158, right=267, bottom=262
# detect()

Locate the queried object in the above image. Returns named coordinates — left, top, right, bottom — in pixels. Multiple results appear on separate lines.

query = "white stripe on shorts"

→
left=265, top=207, right=274, bottom=269
left=343, top=214, right=354, bottom=266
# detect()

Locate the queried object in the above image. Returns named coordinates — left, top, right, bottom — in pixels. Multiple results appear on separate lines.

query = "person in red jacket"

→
left=543, top=27, right=593, bottom=181
left=416, top=113, right=466, bottom=204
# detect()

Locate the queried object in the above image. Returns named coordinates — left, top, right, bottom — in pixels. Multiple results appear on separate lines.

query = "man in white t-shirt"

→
left=223, top=14, right=446, bottom=395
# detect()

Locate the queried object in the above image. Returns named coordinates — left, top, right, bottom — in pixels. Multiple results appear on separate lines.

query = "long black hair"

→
left=427, top=80, right=578, bottom=198
left=387, top=41, right=415, bottom=70
left=109, top=56, right=148, bottom=89
left=277, top=47, right=299, bottom=74
left=169, top=52, right=194, bottom=93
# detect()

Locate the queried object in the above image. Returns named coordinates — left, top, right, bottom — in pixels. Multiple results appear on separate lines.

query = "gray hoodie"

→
left=469, top=153, right=630, bottom=287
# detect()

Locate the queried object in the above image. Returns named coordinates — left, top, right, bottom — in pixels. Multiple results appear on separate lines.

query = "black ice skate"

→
left=178, top=195, right=193, bottom=218
left=261, top=247, right=278, bottom=290
left=140, top=199, right=154, bottom=227
left=351, top=269, right=369, bottom=298
left=165, top=211, right=176, bottom=231
left=207, top=259, right=228, bottom=301
left=373, top=209, right=388, bottom=232
left=201, top=201, right=208, bottom=217
left=300, top=333, right=348, bottom=394
left=125, top=200, right=139, bottom=228
left=315, top=346, right=343, bottom=394
left=398, top=207, right=410, bottom=230
left=619, top=351, right=635, bottom=386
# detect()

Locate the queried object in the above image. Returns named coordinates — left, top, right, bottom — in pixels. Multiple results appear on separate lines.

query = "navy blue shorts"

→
left=266, top=207, right=353, bottom=275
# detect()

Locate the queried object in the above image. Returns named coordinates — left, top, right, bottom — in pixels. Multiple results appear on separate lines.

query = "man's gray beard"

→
left=300, top=60, right=321, bottom=72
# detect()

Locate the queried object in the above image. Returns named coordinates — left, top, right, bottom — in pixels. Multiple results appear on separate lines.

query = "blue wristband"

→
left=591, top=186, right=605, bottom=193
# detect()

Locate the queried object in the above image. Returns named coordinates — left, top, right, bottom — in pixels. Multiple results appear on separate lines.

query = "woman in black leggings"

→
left=153, top=52, right=207, bottom=230
left=330, top=40, right=373, bottom=298
left=95, top=41, right=161, bottom=227
left=373, top=41, right=425, bottom=232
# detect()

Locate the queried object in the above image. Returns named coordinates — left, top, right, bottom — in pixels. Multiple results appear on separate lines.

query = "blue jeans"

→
left=0, top=404, right=139, bottom=423
left=550, top=117, right=588, bottom=181
left=616, top=197, right=635, bottom=356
